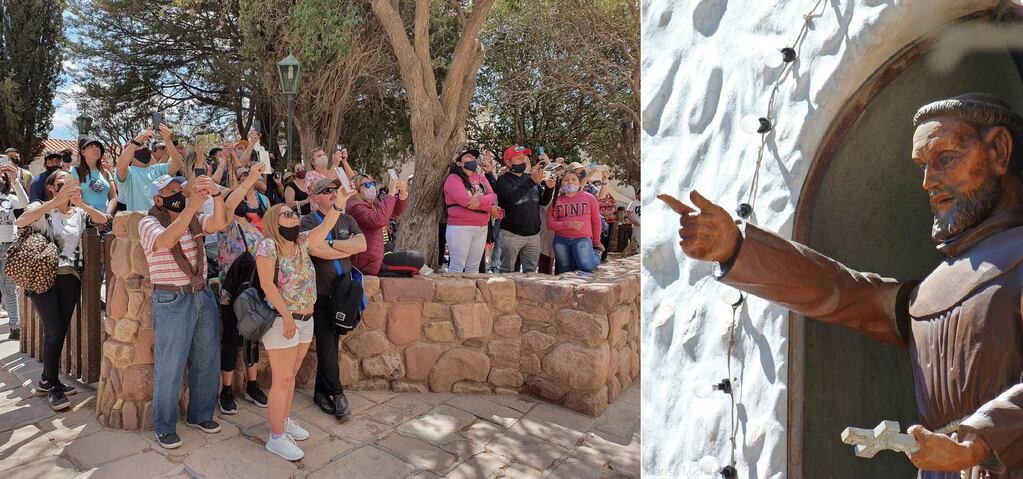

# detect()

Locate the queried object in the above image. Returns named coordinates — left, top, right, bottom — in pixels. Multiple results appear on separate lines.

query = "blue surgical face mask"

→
left=561, top=185, right=580, bottom=194
left=463, top=160, right=478, bottom=171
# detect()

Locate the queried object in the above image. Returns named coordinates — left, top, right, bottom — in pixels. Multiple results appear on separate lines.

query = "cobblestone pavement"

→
left=0, top=320, right=639, bottom=478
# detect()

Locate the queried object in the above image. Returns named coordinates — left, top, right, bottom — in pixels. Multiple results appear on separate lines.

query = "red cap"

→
left=502, top=145, right=532, bottom=163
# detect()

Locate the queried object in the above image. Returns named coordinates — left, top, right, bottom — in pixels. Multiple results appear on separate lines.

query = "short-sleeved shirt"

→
left=256, top=232, right=316, bottom=312
left=70, top=168, right=111, bottom=213
left=26, top=202, right=90, bottom=277
left=117, top=163, right=170, bottom=211
left=299, top=212, right=362, bottom=295
left=217, top=220, right=263, bottom=304
left=139, top=213, right=212, bottom=287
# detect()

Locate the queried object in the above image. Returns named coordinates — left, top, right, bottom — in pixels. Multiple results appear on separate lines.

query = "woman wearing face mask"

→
left=284, top=165, right=311, bottom=215
left=214, top=161, right=270, bottom=415
left=256, top=193, right=351, bottom=461
left=346, top=173, right=407, bottom=275
left=302, top=147, right=339, bottom=192
left=547, top=170, right=604, bottom=275
left=17, top=170, right=109, bottom=410
left=442, top=151, right=499, bottom=273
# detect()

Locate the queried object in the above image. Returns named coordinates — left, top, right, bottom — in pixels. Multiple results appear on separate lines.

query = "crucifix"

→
left=840, top=420, right=920, bottom=458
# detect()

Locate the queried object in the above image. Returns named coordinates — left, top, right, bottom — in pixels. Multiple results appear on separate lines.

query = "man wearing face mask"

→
left=139, top=173, right=229, bottom=450
left=29, top=151, right=65, bottom=202
left=116, top=125, right=184, bottom=211
left=493, top=145, right=556, bottom=273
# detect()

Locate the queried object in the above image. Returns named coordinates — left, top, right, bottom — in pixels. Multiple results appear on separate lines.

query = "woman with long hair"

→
left=70, top=137, right=117, bottom=217
left=547, top=169, right=604, bottom=275
left=442, top=150, right=498, bottom=273
left=257, top=193, right=351, bottom=461
left=215, top=162, right=270, bottom=415
left=17, top=170, right=109, bottom=410
left=346, top=173, right=407, bottom=275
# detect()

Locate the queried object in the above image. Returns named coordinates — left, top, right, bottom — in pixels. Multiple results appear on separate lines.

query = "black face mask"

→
left=279, top=224, right=300, bottom=242
left=234, top=202, right=250, bottom=218
left=160, top=191, right=187, bottom=213
left=45, top=165, right=61, bottom=173
left=510, top=163, right=527, bottom=174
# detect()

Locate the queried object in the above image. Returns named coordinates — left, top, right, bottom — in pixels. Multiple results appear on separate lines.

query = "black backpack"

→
left=313, top=212, right=366, bottom=335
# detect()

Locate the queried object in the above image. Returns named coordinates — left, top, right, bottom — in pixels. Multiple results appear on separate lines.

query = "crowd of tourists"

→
left=0, top=123, right=640, bottom=462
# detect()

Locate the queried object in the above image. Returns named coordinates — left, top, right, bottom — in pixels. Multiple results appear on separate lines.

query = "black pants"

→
left=438, top=222, right=447, bottom=266
left=600, top=225, right=612, bottom=262
left=31, top=274, right=80, bottom=385
left=219, top=304, right=257, bottom=372
left=313, top=296, right=345, bottom=397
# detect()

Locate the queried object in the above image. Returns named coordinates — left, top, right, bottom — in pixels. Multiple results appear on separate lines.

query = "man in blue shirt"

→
left=29, top=152, right=64, bottom=202
left=116, top=124, right=183, bottom=211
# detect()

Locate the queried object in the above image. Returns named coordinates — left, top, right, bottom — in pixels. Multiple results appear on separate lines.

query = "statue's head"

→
left=912, top=93, right=1023, bottom=242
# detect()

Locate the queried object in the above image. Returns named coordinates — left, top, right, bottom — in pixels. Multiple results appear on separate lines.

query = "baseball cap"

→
left=44, top=151, right=63, bottom=161
left=79, top=136, right=106, bottom=157
left=149, top=174, right=187, bottom=198
left=502, top=145, right=532, bottom=163
left=455, top=149, right=480, bottom=163
left=3, top=147, right=16, bottom=154
left=311, top=177, right=341, bottom=195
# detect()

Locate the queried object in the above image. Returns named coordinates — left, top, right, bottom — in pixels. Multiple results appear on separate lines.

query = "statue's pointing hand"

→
left=906, top=424, right=992, bottom=472
left=657, top=191, right=741, bottom=264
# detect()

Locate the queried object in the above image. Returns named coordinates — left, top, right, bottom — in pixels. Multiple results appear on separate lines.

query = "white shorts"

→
left=261, top=316, right=314, bottom=350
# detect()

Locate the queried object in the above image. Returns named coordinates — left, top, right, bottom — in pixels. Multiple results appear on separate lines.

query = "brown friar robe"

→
left=719, top=210, right=1023, bottom=479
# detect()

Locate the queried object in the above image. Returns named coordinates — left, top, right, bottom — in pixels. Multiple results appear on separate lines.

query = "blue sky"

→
left=49, top=18, right=80, bottom=140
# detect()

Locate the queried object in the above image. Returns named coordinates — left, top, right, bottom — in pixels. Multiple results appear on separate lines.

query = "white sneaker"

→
left=285, top=417, right=309, bottom=441
left=265, top=433, right=304, bottom=461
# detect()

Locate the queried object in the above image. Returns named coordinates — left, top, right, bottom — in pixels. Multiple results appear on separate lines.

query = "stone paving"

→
left=0, top=320, right=639, bottom=478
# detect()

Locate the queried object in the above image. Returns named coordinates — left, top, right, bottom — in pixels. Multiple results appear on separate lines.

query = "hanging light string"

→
left=702, top=2, right=833, bottom=478
left=744, top=0, right=830, bottom=212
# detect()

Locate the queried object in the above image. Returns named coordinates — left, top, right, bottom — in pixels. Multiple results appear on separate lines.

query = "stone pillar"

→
left=96, top=213, right=163, bottom=431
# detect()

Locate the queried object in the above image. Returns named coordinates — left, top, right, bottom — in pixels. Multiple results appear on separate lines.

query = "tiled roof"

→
left=38, top=138, right=79, bottom=157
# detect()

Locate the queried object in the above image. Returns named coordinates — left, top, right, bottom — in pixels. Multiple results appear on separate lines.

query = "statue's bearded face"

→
left=912, top=118, right=1004, bottom=242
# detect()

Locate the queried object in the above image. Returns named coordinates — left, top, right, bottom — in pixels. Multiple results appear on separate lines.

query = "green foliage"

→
left=288, top=0, right=363, bottom=65
left=0, top=0, right=65, bottom=157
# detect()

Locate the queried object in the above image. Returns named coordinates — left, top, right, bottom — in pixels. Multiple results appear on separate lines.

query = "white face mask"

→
left=314, top=155, right=328, bottom=167
left=361, top=186, right=376, bottom=198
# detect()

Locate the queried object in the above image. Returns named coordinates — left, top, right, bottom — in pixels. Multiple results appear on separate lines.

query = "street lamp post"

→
left=276, top=54, right=302, bottom=167
left=75, top=115, right=93, bottom=142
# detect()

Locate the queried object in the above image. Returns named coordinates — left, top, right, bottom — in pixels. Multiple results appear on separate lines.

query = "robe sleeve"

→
left=958, top=371, right=1023, bottom=470
left=718, top=222, right=912, bottom=347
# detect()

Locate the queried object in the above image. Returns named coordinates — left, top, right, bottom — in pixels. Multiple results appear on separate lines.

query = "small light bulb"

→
left=721, top=289, right=743, bottom=306
left=694, top=382, right=715, bottom=398
left=699, top=456, right=720, bottom=473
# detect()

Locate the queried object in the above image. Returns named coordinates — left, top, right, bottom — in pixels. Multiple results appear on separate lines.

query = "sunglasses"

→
left=361, top=181, right=376, bottom=189
left=281, top=211, right=299, bottom=219
left=316, top=187, right=337, bottom=195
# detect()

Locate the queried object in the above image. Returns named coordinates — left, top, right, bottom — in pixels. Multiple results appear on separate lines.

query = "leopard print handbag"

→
left=5, top=222, right=58, bottom=294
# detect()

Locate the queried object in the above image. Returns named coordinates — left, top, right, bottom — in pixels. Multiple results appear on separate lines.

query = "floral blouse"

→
left=217, top=220, right=264, bottom=304
left=255, top=231, right=316, bottom=313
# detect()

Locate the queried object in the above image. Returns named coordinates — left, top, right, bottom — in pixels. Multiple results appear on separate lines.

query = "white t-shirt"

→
left=27, top=202, right=89, bottom=275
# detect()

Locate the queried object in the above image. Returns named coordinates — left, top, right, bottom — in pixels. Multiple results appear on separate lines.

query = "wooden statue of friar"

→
left=661, top=93, right=1023, bottom=479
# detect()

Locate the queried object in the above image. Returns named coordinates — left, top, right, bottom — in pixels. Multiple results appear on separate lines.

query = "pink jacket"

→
left=443, top=173, right=496, bottom=227
left=547, top=192, right=602, bottom=246
left=348, top=194, right=407, bottom=275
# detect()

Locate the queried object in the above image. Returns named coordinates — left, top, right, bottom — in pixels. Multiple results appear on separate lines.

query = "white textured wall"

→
left=640, top=1, right=997, bottom=477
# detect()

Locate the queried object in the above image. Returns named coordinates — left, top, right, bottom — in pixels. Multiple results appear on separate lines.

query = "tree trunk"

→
left=395, top=133, right=465, bottom=267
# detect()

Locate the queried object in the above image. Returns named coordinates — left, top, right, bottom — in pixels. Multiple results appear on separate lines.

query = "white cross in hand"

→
left=841, top=420, right=921, bottom=458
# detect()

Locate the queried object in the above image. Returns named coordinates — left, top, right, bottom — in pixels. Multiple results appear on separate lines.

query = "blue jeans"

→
left=552, top=236, right=600, bottom=274
left=0, top=242, right=20, bottom=330
left=152, top=287, right=221, bottom=436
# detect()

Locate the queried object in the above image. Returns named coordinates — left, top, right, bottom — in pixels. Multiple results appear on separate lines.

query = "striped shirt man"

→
left=139, top=213, right=212, bottom=286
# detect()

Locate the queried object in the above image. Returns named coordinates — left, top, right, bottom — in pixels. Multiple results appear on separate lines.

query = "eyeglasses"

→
left=316, top=187, right=337, bottom=195
left=281, top=211, right=298, bottom=219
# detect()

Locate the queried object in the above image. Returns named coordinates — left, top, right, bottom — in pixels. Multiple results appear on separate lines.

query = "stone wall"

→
left=98, top=212, right=640, bottom=430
